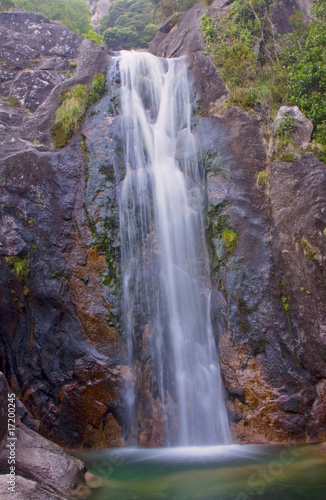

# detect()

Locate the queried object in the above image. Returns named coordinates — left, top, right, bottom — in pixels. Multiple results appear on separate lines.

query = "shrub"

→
left=83, top=30, right=104, bottom=45
left=275, top=114, right=297, bottom=138
left=52, top=74, right=106, bottom=147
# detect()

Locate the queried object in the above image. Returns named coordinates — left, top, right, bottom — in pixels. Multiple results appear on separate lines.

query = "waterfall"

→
left=118, top=50, right=230, bottom=446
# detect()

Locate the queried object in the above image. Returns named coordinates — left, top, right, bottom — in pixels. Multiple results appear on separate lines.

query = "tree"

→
left=101, top=0, right=157, bottom=50
left=285, top=0, right=326, bottom=144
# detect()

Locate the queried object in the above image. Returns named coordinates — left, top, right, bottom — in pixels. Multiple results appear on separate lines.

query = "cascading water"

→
left=118, top=50, right=230, bottom=446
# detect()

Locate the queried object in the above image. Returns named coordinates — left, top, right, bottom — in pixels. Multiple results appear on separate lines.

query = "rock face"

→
left=150, top=0, right=326, bottom=443
left=0, top=1, right=325, bottom=450
left=0, top=13, right=124, bottom=449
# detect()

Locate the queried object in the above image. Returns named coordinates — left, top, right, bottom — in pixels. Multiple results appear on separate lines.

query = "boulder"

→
left=273, top=105, right=314, bottom=149
left=0, top=420, right=86, bottom=496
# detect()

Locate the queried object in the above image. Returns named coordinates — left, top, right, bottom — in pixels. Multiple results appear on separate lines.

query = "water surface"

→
left=77, top=443, right=326, bottom=499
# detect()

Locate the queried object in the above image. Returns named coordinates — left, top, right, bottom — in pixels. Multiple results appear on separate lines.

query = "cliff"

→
left=0, top=0, right=325, bottom=452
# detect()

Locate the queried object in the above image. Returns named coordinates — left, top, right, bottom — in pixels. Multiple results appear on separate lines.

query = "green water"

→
left=75, top=444, right=326, bottom=499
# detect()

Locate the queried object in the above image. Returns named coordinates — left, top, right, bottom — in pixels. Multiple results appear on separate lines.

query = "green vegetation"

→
left=255, top=170, right=269, bottom=187
left=301, top=237, right=318, bottom=261
left=275, top=114, right=297, bottom=139
left=222, top=228, right=238, bottom=253
left=7, top=96, right=21, bottom=108
left=200, top=0, right=326, bottom=159
left=100, top=0, right=158, bottom=50
left=5, top=256, right=30, bottom=284
left=52, top=73, right=106, bottom=148
left=200, top=0, right=284, bottom=112
left=82, top=30, right=104, bottom=45
left=69, top=59, right=77, bottom=68
left=282, top=296, right=289, bottom=314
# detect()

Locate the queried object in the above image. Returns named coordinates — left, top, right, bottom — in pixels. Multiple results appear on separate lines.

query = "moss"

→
left=222, top=228, right=238, bottom=253
left=282, top=296, right=290, bottom=314
left=69, top=59, right=77, bottom=68
left=301, top=237, right=318, bottom=261
left=61, top=70, right=73, bottom=78
left=81, top=135, right=90, bottom=182
left=28, top=217, right=36, bottom=226
left=255, top=170, right=270, bottom=188
left=8, top=97, right=21, bottom=108
left=5, top=256, right=30, bottom=284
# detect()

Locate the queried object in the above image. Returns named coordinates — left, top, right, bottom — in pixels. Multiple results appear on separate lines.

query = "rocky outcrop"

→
left=87, top=0, right=113, bottom=31
left=272, top=105, right=313, bottom=150
left=0, top=13, right=124, bottom=449
left=0, top=372, right=87, bottom=498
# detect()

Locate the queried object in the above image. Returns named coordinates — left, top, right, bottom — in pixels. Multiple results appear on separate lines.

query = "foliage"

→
left=88, top=73, right=106, bottom=106
left=52, top=73, right=106, bottom=147
left=200, top=1, right=285, bottom=111
left=5, top=256, right=30, bottom=284
left=275, top=113, right=297, bottom=138
left=285, top=5, right=326, bottom=146
left=200, top=0, right=326, bottom=159
left=222, top=228, right=238, bottom=253
left=14, top=0, right=93, bottom=35
left=101, top=0, right=157, bottom=50
left=83, top=30, right=104, bottom=45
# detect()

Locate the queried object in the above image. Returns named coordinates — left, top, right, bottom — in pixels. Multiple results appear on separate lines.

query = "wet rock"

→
left=150, top=3, right=226, bottom=114
left=159, top=13, right=183, bottom=34
left=0, top=13, right=123, bottom=450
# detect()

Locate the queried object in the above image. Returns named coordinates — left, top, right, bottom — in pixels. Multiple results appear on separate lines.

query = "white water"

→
left=118, top=51, right=230, bottom=446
